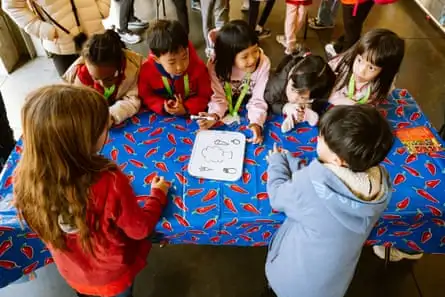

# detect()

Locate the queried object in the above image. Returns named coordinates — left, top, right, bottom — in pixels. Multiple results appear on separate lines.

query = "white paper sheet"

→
left=188, top=130, right=246, bottom=182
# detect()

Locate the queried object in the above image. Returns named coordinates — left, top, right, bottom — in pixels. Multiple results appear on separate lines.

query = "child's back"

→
left=266, top=105, right=394, bottom=297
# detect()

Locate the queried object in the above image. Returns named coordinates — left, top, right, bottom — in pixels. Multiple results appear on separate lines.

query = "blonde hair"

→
left=14, top=84, right=116, bottom=252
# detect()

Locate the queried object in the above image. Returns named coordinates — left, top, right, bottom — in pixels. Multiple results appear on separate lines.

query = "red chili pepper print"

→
left=441, top=236, right=445, bottom=247
left=187, top=188, right=204, bottom=197
left=161, top=218, right=173, bottom=232
left=181, top=137, right=193, bottom=145
left=172, top=124, right=187, bottom=132
left=130, top=116, right=141, bottom=125
left=405, top=154, right=417, bottom=164
left=173, top=213, right=190, bottom=227
left=129, top=159, right=147, bottom=168
left=143, top=172, right=157, bottom=186
left=176, top=155, right=191, bottom=162
left=163, top=147, right=176, bottom=159
left=242, top=171, right=251, bottom=184
left=0, top=237, right=13, bottom=257
left=254, top=146, right=265, bottom=157
left=391, top=221, right=409, bottom=226
left=395, top=106, right=404, bottom=117
left=229, top=184, right=249, bottom=194
left=149, top=113, right=157, bottom=124
left=428, top=152, right=445, bottom=159
left=241, top=203, right=260, bottom=214
left=167, top=133, right=177, bottom=145
left=269, top=131, right=281, bottom=142
left=239, top=235, right=253, bottom=242
left=298, top=146, right=315, bottom=152
left=410, top=220, right=427, bottom=230
left=401, top=165, right=422, bottom=178
left=376, top=226, right=388, bottom=236
left=210, top=236, right=221, bottom=243
left=261, top=171, right=268, bottom=184
left=296, top=127, right=311, bottom=134
left=365, top=240, right=381, bottom=246
left=15, top=145, right=22, bottom=154
left=135, top=127, right=151, bottom=133
left=244, top=158, right=259, bottom=166
left=421, top=228, right=432, bottom=244
left=395, top=122, right=410, bottom=128
left=110, top=146, right=119, bottom=161
left=144, top=147, right=159, bottom=159
left=224, top=217, right=238, bottom=227
left=123, top=144, right=136, bottom=155
left=203, top=217, right=218, bottom=229
left=403, top=239, right=423, bottom=252
left=224, top=239, right=238, bottom=245
left=175, top=172, right=188, bottom=185
left=20, top=244, right=34, bottom=259
left=382, top=214, right=401, bottom=220
left=285, top=136, right=300, bottom=143
left=193, top=204, right=217, bottom=215
left=224, top=197, right=238, bottom=213
left=23, top=261, right=39, bottom=275
left=399, top=89, right=408, bottom=97
left=118, top=162, right=128, bottom=171
left=0, top=226, right=14, bottom=232
left=253, top=192, right=269, bottom=200
left=395, top=147, right=406, bottom=155
left=124, top=132, right=136, bottom=144
left=217, top=230, right=231, bottom=236
left=154, top=161, right=168, bottom=172
left=44, top=257, right=54, bottom=265
left=414, top=209, right=424, bottom=222
left=201, top=189, right=218, bottom=202
left=382, top=157, right=394, bottom=165
left=426, top=205, right=442, bottom=217
left=18, top=233, right=39, bottom=239
left=246, top=226, right=260, bottom=234
left=414, top=188, right=439, bottom=203
left=173, top=196, right=188, bottom=211
left=396, top=197, right=410, bottom=211
left=140, top=138, right=161, bottom=145
left=383, top=241, right=395, bottom=248
left=432, top=218, right=445, bottom=227
left=262, top=231, right=272, bottom=240
left=410, top=111, right=421, bottom=121
left=0, top=260, right=20, bottom=269
left=425, top=179, right=440, bottom=189
left=149, top=127, right=164, bottom=137
left=393, top=173, right=406, bottom=186
left=392, top=231, right=413, bottom=237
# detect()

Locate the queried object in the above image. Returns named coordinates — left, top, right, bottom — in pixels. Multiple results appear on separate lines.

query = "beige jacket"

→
left=63, top=49, right=143, bottom=124
left=2, top=0, right=110, bottom=55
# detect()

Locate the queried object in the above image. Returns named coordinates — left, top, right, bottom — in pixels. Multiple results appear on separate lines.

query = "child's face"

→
left=95, top=115, right=113, bottom=152
left=285, top=81, right=311, bottom=105
left=85, top=60, right=120, bottom=88
left=234, top=44, right=260, bottom=73
left=155, top=47, right=189, bottom=76
left=316, top=136, right=347, bottom=167
left=353, top=54, right=382, bottom=83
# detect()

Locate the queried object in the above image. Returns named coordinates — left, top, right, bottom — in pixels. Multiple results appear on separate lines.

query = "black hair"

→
left=265, top=50, right=336, bottom=114
left=214, top=20, right=259, bottom=82
left=319, top=105, right=394, bottom=172
left=147, top=19, right=189, bottom=57
left=333, top=29, right=405, bottom=104
left=82, top=30, right=125, bottom=68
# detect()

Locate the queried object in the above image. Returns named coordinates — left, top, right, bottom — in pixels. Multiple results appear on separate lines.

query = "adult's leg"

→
left=200, top=0, right=215, bottom=48
left=51, top=54, right=79, bottom=77
left=258, top=0, right=276, bottom=28
left=119, top=0, right=134, bottom=30
left=248, top=0, right=260, bottom=29
left=317, top=0, right=335, bottom=26
left=285, top=4, right=306, bottom=52
left=0, top=92, right=15, bottom=168
left=172, top=0, right=190, bottom=34
left=342, top=0, right=374, bottom=50
left=214, top=0, right=229, bottom=29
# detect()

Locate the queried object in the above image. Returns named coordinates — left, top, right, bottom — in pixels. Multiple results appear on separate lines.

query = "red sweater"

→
left=138, top=42, right=212, bottom=115
left=48, top=170, right=167, bottom=296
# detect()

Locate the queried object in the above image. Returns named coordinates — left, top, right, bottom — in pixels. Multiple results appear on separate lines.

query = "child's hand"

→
left=164, top=95, right=186, bottom=116
left=197, top=112, right=219, bottom=130
left=247, top=123, right=263, bottom=145
left=267, top=143, right=287, bottom=162
left=151, top=176, right=171, bottom=196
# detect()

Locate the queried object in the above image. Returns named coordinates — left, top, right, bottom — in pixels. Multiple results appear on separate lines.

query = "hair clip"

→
left=317, top=65, right=326, bottom=77
left=303, top=52, right=312, bottom=58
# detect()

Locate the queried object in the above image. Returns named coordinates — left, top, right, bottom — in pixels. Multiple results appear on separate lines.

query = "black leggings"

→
left=119, top=0, right=135, bottom=30
left=172, top=0, right=190, bottom=34
left=334, top=1, right=374, bottom=53
left=0, top=92, right=15, bottom=168
left=52, top=53, right=79, bottom=77
left=248, top=0, right=276, bottom=29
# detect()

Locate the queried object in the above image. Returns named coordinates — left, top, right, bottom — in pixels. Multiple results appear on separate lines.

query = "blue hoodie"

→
left=266, top=153, right=391, bottom=297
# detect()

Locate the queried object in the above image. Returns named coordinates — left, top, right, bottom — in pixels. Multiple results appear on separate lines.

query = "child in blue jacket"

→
left=266, top=105, right=394, bottom=297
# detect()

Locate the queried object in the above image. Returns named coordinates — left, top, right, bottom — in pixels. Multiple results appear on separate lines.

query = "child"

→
left=14, top=85, right=170, bottom=297
left=276, top=0, right=312, bottom=55
left=64, top=30, right=143, bottom=125
left=198, top=20, right=270, bottom=145
left=265, top=51, right=336, bottom=133
left=139, top=20, right=212, bottom=116
left=329, top=28, right=405, bottom=106
left=266, top=105, right=393, bottom=297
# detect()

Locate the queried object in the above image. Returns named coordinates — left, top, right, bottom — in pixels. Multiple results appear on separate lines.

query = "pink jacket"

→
left=207, top=50, right=270, bottom=127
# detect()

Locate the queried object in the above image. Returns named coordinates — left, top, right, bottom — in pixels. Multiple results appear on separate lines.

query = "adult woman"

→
left=2, top=0, right=110, bottom=76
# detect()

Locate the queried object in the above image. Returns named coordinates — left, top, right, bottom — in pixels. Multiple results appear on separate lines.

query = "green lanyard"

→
left=224, top=73, right=251, bottom=117
left=348, top=75, right=371, bottom=104
left=162, top=74, right=189, bottom=99
left=103, top=84, right=116, bottom=100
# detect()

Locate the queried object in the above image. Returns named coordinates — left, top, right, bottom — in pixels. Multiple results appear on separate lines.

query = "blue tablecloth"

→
left=0, top=89, right=444, bottom=288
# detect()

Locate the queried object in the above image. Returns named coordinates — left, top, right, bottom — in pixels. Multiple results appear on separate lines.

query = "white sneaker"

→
left=119, top=31, right=141, bottom=45
left=276, top=35, right=287, bottom=48
left=205, top=47, right=215, bottom=59
left=324, top=43, right=337, bottom=60
left=373, top=245, right=423, bottom=262
left=241, top=0, right=249, bottom=11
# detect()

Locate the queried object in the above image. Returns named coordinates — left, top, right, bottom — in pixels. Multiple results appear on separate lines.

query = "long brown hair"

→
left=14, top=85, right=116, bottom=252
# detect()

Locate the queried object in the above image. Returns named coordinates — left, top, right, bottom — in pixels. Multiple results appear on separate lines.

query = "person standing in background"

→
left=0, top=92, right=15, bottom=169
left=172, top=0, right=190, bottom=34
left=2, top=0, right=110, bottom=77
left=248, top=0, right=276, bottom=39
left=200, top=0, right=230, bottom=57
left=117, top=0, right=149, bottom=44
left=308, top=0, right=339, bottom=30
left=242, top=0, right=249, bottom=11
left=191, top=0, right=201, bottom=11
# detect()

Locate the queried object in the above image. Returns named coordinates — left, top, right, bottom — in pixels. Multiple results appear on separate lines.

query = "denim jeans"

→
left=200, top=0, right=230, bottom=47
left=317, top=0, right=339, bottom=26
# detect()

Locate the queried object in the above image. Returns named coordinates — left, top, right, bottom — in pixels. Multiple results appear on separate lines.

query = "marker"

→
left=190, top=115, right=216, bottom=121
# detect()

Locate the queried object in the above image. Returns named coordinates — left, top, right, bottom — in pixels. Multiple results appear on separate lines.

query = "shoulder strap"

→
left=30, top=1, right=70, bottom=35
left=69, top=0, right=81, bottom=28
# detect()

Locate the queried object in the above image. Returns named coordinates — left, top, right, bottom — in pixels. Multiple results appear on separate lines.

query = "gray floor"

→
left=1, top=0, right=445, bottom=296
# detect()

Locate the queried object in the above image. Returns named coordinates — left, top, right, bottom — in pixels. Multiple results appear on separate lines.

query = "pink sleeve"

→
left=207, top=61, right=228, bottom=119
left=246, top=54, right=270, bottom=127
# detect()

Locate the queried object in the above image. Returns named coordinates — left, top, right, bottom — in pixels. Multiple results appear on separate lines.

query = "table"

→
left=0, top=89, right=444, bottom=288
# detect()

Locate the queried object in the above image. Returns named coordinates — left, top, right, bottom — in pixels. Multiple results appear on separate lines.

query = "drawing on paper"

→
left=188, top=130, right=246, bottom=182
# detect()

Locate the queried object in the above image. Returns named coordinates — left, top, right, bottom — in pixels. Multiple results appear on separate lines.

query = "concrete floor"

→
left=1, top=0, right=445, bottom=296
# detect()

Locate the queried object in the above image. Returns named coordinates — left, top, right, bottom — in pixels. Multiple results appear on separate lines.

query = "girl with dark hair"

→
left=64, top=29, right=143, bottom=125
left=265, top=51, right=336, bottom=133
left=198, top=20, right=270, bottom=145
left=329, top=28, right=405, bottom=106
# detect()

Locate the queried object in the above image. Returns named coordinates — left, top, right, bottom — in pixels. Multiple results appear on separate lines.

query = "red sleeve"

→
left=113, top=171, right=167, bottom=240
left=138, top=62, right=167, bottom=115
left=184, top=66, right=212, bottom=115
